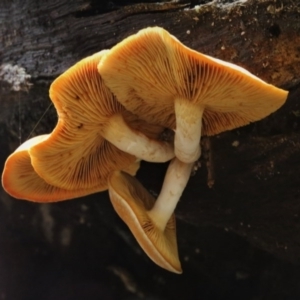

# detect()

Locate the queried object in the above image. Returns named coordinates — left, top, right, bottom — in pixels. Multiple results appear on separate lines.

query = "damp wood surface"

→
left=0, top=0, right=299, bottom=87
left=1, top=0, right=300, bottom=299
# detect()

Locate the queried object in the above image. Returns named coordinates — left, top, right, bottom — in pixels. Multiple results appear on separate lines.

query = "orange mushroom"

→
left=98, top=27, right=288, bottom=272
left=28, top=50, right=174, bottom=191
left=2, top=135, right=139, bottom=202
left=108, top=165, right=183, bottom=273
left=99, top=27, right=288, bottom=163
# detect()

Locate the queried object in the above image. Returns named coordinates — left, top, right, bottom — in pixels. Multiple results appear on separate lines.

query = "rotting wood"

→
left=0, top=0, right=299, bottom=87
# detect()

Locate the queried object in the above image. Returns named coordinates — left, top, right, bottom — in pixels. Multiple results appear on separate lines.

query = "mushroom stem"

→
left=104, top=114, right=174, bottom=163
left=174, top=99, right=204, bottom=163
left=148, top=158, right=194, bottom=231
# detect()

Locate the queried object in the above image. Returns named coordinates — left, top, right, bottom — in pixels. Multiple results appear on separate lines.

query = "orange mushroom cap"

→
left=99, top=26, right=288, bottom=136
left=108, top=170, right=182, bottom=274
left=2, top=135, right=138, bottom=202
left=29, top=50, right=171, bottom=191
left=98, top=27, right=289, bottom=269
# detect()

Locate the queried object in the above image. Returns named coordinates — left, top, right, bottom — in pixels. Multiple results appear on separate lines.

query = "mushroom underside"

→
left=108, top=170, right=182, bottom=274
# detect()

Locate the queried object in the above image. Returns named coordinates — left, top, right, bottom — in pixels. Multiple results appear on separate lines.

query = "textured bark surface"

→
left=1, top=0, right=300, bottom=299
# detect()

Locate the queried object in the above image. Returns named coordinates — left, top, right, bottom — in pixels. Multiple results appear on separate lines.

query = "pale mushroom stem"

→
left=148, top=158, right=194, bottom=231
left=103, top=114, right=174, bottom=163
left=174, top=98, right=204, bottom=163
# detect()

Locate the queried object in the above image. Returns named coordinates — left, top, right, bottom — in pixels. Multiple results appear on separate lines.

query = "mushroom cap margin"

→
left=99, top=26, right=288, bottom=136
left=2, top=135, right=138, bottom=202
left=108, top=170, right=182, bottom=274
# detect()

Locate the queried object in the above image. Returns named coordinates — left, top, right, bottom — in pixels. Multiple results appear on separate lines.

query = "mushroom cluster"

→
left=2, top=27, right=288, bottom=274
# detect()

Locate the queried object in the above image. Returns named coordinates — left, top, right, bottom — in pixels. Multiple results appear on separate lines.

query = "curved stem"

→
left=148, top=158, right=194, bottom=231
left=104, top=114, right=174, bottom=163
left=174, top=99, right=204, bottom=163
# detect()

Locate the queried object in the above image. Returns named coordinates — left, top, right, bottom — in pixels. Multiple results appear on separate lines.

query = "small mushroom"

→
left=98, top=27, right=288, bottom=163
left=29, top=50, right=174, bottom=190
left=2, top=135, right=138, bottom=202
left=108, top=158, right=192, bottom=274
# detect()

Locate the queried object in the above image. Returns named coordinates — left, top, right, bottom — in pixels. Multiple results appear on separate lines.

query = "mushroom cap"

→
left=2, top=135, right=137, bottom=202
left=99, top=27, right=288, bottom=135
left=29, top=50, right=161, bottom=190
left=108, top=170, right=182, bottom=274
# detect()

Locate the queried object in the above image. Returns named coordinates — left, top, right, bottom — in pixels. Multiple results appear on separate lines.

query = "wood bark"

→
left=1, top=0, right=300, bottom=299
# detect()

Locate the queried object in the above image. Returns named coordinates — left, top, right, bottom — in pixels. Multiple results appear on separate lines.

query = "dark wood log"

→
left=1, top=0, right=300, bottom=299
left=1, top=0, right=299, bottom=86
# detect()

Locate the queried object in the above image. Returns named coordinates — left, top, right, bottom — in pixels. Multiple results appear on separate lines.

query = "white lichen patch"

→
left=0, top=63, right=31, bottom=91
left=187, top=0, right=248, bottom=12
left=194, top=5, right=201, bottom=12
left=214, top=0, right=248, bottom=8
